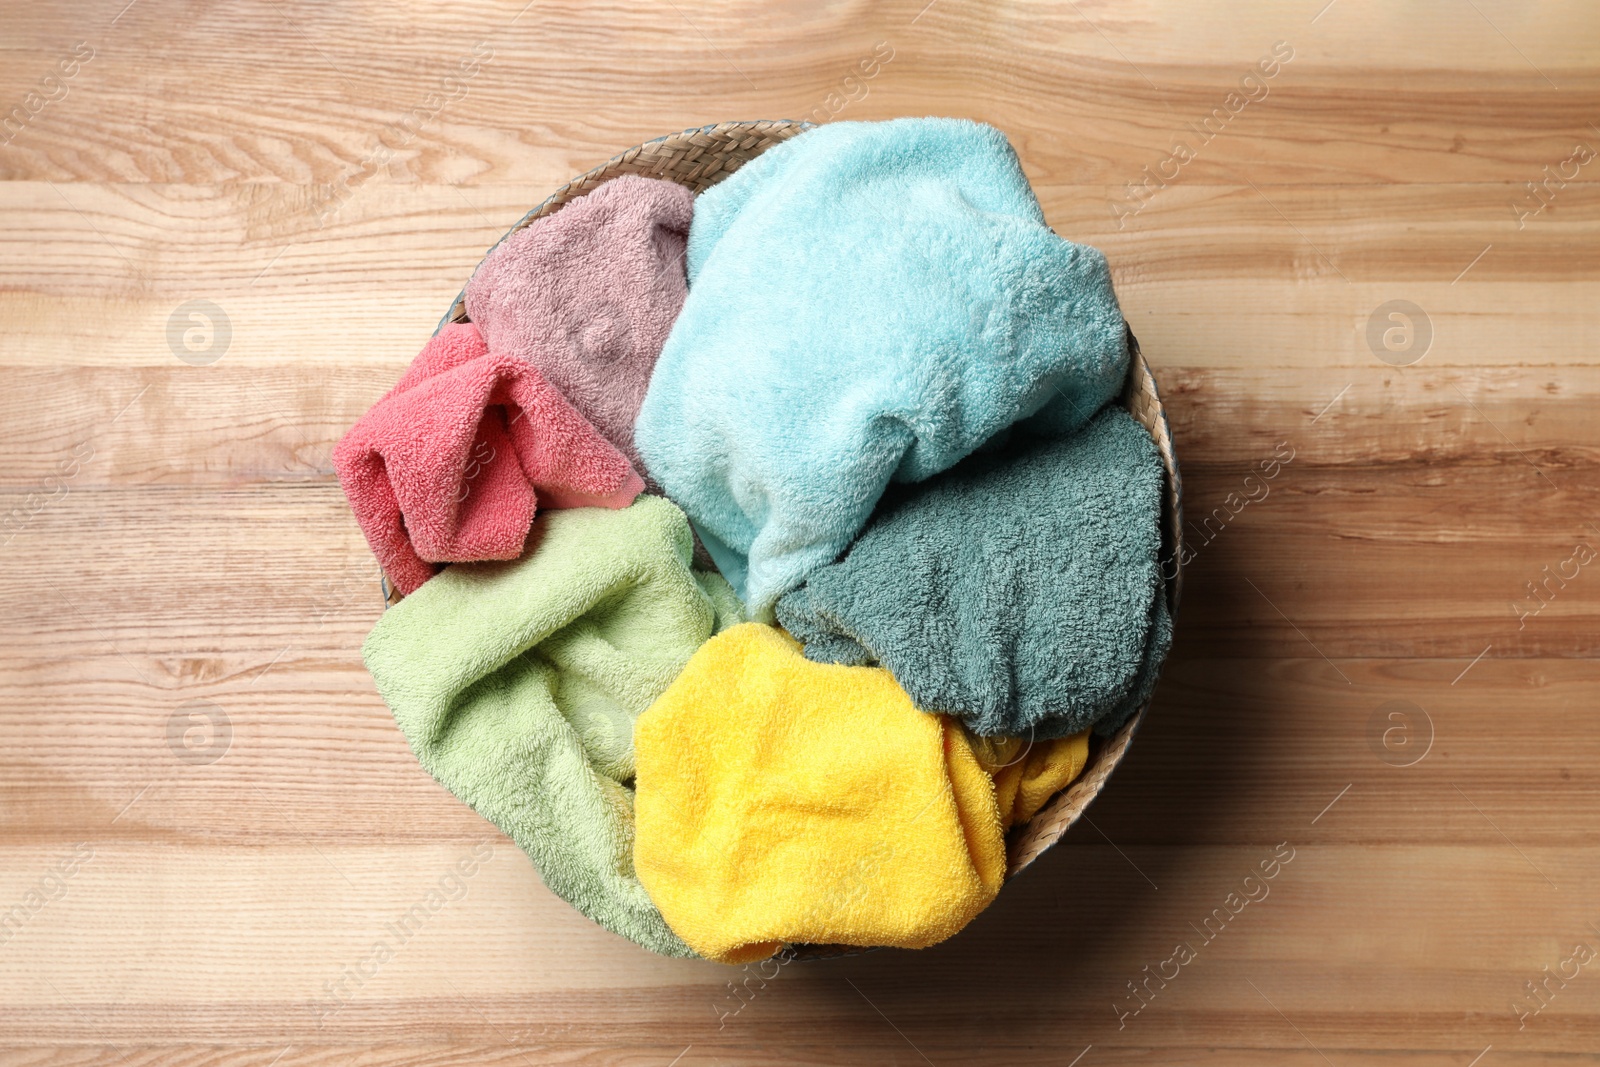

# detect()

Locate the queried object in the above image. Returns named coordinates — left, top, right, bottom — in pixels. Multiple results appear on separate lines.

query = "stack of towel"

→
left=338, top=117, right=1173, bottom=964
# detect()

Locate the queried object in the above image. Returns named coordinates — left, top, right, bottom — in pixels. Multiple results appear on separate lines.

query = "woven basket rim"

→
left=417, top=118, right=1184, bottom=959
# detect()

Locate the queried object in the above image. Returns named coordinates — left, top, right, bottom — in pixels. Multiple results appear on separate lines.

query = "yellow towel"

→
left=967, top=731, right=1091, bottom=831
left=633, top=623, right=1007, bottom=964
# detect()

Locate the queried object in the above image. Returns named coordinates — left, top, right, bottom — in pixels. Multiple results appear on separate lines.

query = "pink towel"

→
left=464, top=175, right=693, bottom=471
left=333, top=322, right=645, bottom=594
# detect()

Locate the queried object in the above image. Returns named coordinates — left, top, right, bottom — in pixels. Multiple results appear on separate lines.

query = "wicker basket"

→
left=434, top=119, right=1184, bottom=954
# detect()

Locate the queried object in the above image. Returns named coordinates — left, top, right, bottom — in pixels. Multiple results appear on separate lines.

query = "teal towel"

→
left=776, top=408, right=1171, bottom=738
left=635, top=118, right=1130, bottom=616
left=362, top=495, right=743, bottom=956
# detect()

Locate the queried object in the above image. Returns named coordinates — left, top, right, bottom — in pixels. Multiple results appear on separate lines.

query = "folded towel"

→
left=465, top=175, right=693, bottom=472
left=633, top=623, right=1006, bottom=964
left=362, top=496, right=743, bottom=957
left=967, top=732, right=1090, bottom=831
left=776, top=407, right=1171, bottom=738
left=635, top=118, right=1130, bottom=615
left=333, top=322, right=645, bottom=594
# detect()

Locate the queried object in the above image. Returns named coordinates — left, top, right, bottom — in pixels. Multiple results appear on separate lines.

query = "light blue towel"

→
left=634, top=118, right=1130, bottom=615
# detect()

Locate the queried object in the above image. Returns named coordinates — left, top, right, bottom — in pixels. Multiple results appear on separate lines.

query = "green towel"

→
left=776, top=408, right=1171, bottom=738
left=362, top=495, right=742, bottom=956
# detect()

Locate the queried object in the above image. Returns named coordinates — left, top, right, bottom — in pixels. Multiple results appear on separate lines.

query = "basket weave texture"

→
left=443, top=118, right=1185, bottom=944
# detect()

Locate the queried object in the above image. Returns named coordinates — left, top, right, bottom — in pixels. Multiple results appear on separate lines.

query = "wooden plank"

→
left=0, top=2, right=1597, bottom=186
left=4, top=466, right=1599, bottom=657
left=5, top=361, right=1600, bottom=484
left=4, top=651, right=1599, bottom=846
left=1, top=841, right=1596, bottom=1053
left=3, top=181, right=1597, bottom=301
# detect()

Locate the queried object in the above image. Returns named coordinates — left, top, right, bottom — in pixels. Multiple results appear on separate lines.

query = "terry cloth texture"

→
left=633, top=623, right=1006, bottom=964
left=776, top=407, right=1172, bottom=738
left=634, top=117, right=1130, bottom=615
left=333, top=321, right=644, bottom=595
left=362, top=496, right=744, bottom=957
left=465, top=175, right=693, bottom=473
left=967, top=731, right=1090, bottom=831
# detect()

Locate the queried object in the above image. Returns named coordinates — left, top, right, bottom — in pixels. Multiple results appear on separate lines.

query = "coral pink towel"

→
left=333, top=322, right=645, bottom=594
left=464, top=175, right=693, bottom=471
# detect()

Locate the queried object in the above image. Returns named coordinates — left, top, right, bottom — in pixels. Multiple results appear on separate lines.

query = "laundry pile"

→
left=337, top=118, right=1172, bottom=962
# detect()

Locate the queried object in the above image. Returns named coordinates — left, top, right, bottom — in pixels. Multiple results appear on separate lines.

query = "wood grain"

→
left=3, top=0, right=1600, bottom=1063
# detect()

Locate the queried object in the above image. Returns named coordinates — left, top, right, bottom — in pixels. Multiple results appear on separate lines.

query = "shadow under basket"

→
left=422, top=119, right=1186, bottom=960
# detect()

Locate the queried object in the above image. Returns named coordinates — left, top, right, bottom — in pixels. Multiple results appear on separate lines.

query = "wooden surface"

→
left=2, top=0, right=1598, bottom=1062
